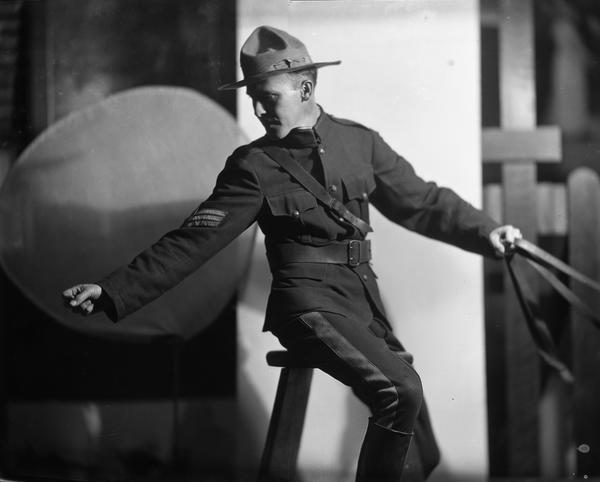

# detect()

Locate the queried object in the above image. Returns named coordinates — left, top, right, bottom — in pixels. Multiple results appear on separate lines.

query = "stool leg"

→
left=258, top=367, right=313, bottom=482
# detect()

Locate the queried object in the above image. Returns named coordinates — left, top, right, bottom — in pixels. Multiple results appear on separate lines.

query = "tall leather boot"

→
left=355, top=420, right=413, bottom=482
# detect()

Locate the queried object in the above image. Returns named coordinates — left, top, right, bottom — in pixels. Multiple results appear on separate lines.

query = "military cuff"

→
left=96, top=278, right=125, bottom=322
left=478, top=219, right=503, bottom=259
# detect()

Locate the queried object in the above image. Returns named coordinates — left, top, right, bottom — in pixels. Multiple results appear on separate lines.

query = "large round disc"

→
left=0, top=86, right=254, bottom=341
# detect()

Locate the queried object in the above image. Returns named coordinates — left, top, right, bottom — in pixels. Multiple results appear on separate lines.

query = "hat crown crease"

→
left=218, top=25, right=340, bottom=90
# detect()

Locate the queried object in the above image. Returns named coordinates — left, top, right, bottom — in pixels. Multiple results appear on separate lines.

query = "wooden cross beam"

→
left=481, top=0, right=562, bottom=475
left=482, top=127, right=561, bottom=162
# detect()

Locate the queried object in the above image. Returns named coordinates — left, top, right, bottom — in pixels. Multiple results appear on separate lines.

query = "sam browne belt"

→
left=267, top=239, right=372, bottom=269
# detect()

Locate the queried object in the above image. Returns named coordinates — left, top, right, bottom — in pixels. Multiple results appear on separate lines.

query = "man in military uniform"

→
left=64, top=26, right=521, bottom=481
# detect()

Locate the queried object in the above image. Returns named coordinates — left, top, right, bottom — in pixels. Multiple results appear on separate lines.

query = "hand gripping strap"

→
left=261, top=145, right=373, bottom=237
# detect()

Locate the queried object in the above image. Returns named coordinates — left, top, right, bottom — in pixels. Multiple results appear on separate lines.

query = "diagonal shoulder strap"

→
left=261, top=144, right=373, bottom=236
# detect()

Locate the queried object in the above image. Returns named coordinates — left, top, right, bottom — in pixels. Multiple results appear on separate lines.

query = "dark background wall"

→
left=0, top=1, right=238, bottom=480
left=28, top=0, right=236, bottom=132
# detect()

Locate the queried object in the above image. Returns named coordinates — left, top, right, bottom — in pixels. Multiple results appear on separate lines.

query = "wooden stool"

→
left=258, top=350, right=315, bottom=482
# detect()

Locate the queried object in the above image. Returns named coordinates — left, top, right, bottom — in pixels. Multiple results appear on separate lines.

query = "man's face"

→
left=246, top=74, right=305, bottom=139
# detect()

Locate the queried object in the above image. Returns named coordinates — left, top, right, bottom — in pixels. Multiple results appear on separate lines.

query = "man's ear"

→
left=300, top=80, right=313, bottom=101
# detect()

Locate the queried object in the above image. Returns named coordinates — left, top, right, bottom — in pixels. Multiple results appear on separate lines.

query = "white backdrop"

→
left=236, top=1, right=488, bottom=480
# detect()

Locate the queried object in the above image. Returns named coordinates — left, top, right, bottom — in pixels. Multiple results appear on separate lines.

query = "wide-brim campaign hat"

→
left=218, top=26, right=341, bottom=91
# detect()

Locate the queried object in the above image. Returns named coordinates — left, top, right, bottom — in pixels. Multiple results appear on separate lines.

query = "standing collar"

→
left=313, top=105, right=333, bottom=141
left=281, top=126, right=319, bottom=148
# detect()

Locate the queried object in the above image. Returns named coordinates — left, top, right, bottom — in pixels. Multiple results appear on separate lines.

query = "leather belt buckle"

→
left=348, top=240, right=361, bottom=267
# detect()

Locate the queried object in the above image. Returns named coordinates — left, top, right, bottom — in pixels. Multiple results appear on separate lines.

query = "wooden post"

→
left=482, top=0, right=563, bottom=474
left=568, top=168, right=600, bottom=476
left=258, top=367, right=313, bottom=482
left=0, top=149, right=13, bottom=475
left=499, top=0, right=539, bottom=473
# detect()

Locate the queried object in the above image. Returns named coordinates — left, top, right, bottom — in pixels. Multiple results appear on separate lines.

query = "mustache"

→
left=259, top=117, right=280, bottom=125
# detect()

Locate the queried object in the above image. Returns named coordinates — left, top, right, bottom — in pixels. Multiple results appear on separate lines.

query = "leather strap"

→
left=506, top=238, right=600, bottom=383
left=506, top=256, right=574, bottom=384
left=261, top=145, right=374, bottom=236
left=526, top=260, right=600, bottom=328
left=515, top=239, right=600, bottom=293
left=267, top=239, right=372, bottom=269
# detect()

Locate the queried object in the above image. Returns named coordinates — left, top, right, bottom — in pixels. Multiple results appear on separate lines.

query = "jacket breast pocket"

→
left=266, top=189, right=318, bottom=220
left=264, top=189, right=328, bottom=243
left=342, top=172, right=376, bottom=220
left=342, top=172, right=376, bottom=202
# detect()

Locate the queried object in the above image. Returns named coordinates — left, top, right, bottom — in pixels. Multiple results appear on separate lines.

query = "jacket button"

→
left=362, top=274, right=368, bottom=280
left=329, top=184, right=337, bottom=194
left=292, top=210, right=300, bottom=218
left=319, top=147, right=325, bottom=155
left=362, top=192, right=368, bottom=200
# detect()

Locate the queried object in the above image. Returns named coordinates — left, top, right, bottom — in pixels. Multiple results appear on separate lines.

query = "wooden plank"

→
left=0, top=148, right=14, bottom=188
left=484, top=183, right=568, bottom=237
left=502, top=164, right=539, bottom=475
left=499, top=0, right=540, bottom=474
left=0, top=1, right=22, bottom=17
left=258, top=367, right=313, bottom=481
left=483, top=184, right=503, bottom=223
left=537, top=183, right=567, bottom=236
left=567, top=168, right=600, bottom=476
left=28, top=0, right=51, bottom=131
left=482, top=126, right=561, bottom=162
left=0, top=18, right=19, bottom=34
left=0, top=149, right=14, bottom=473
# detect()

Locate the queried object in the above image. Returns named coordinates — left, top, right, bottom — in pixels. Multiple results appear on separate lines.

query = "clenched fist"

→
left=62, top=283, right=103, bottom=316
left=489, top=224, right=523, bottom=256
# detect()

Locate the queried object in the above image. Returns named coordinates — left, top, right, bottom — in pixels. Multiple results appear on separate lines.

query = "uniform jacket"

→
left=99, top=108, right=500, bottom=331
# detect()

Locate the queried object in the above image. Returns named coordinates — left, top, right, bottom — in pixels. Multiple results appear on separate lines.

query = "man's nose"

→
left=253, top=100, right=266, bottom=117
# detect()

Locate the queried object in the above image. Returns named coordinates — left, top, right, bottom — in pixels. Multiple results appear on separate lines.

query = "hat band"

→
left=271, top=56, right=309, bottom=71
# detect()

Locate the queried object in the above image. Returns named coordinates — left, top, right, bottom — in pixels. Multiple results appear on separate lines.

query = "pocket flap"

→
left=267, top=190, right=318, bottom=216
left=342, top=173, right=376, bottom=201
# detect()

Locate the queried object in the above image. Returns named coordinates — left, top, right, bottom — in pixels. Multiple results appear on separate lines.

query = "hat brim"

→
left=217, top=60, right=341, bottom=91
